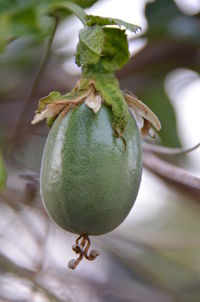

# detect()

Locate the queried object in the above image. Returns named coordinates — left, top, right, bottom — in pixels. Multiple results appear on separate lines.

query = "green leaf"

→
left=145, top=0, right=180, bottom=40
left=79, top=25, right=104, bottom=55
left=76, top=25, right=104, bottom=66
left=86, top=15, right=141, bottom=32
left=0, top=4, right=45, bottom=52
left=0, top=151, right=7, bottom=190
left=0, top=0, right=98, bottom=52
left=140, top=80, right=180, bottom=147
left=76, top=27, right=130, bottom=70
left=101, top=28, right=130, bottom=71
left=76, top=40, right=100, bottom=66
left=37, top=91, right=63, bottom=112
left=0, top=13, right=10, bottom=52
left=145, top=0, right=200, bottom=45
left=73, top=0, right=98, bottom=8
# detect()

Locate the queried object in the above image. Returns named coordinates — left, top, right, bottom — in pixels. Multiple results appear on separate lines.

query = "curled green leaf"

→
left=101, top=28, right=130, bottom=71
left=76, top=40, right=101, bottom=66
left=76, top=25, right=104, bottom=66
left=77, top=27, right=130, bottom=71
left=79, top=25, right=104, bottom=55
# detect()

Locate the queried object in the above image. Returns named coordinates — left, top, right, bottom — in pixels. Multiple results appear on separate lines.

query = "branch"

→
left=11, top=15, right=60, bottom=145
left=142, top=141, right=200, bottom=156
left=143, top=151, right=200, bottom=201
left=0, top=253, right=63, bottom=302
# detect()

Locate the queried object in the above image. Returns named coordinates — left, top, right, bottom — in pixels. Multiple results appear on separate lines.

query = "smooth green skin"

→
left=41, top=104, right=142, bottom=235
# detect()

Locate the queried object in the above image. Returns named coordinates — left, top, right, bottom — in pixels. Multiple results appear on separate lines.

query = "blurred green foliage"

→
left=120, top=0, right=200, bottom=146
left=0, top=0, right=98, bottom=51
left=0, top=150, right=7, bottom=189
left=146, top=0, right=200, bottom=43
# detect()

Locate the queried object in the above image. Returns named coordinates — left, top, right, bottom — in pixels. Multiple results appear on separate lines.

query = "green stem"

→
left=46, top=1, right=87, bottom=26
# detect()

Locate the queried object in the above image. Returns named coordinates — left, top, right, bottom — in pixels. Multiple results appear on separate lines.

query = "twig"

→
left=143, top=151, right=200, bottom=200
left=143, top=141, right=200, bottom=156
left=11, top=15, right=60, bottom=144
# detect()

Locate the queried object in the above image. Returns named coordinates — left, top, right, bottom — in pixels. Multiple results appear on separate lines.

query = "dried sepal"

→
left=31, top=108, right=53, bottom=125
left=31, top=88, right=93, bottom=125
left=37, top=91, right=63, bottom=112
left=84, top=88, right=102, bottom=113
left=124, top=93, right=161, bottom=137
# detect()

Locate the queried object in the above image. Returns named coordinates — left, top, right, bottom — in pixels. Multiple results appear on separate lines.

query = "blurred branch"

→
left=118, top=41, right=200, bottom=80
left=143, top=151, right=200, bottom=201
left=0, top=253, right=64, bottom=302
left=0, top=192, right=50, bottom=263
left=143, top=141, right=200, bottom=156
left=34, top=216, right=51, bottom=271
left=11, top=15, right=60, bottom=145
left=0, top=253, right=34, bottom=278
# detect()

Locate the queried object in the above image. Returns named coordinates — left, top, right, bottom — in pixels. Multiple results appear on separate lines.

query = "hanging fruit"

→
left=32, top=3, right=161, bottom=269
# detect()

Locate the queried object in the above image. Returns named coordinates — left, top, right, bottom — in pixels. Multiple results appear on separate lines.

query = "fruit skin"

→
left=41, top=103, right=142, bottom=235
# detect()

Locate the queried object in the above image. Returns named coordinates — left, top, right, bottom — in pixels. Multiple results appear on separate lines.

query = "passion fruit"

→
left=41, top=103, right=142, bottom=236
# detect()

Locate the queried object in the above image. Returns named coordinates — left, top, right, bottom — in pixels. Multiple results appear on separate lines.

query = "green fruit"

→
left=41, top=103, right=142, bottom=235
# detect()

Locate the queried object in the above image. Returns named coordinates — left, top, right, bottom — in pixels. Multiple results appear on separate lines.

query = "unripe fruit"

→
left=41, top=103, right=142, bottom=235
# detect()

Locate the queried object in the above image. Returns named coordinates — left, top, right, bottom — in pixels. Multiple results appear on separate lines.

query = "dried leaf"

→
left=124, top=93, right=161, bottom=136
left=31, top=88, right=92, bottom=125
left=31, top=108, right=53, bottom=125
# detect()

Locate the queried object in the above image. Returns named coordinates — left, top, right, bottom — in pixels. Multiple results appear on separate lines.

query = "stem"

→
left=11, top=15, right=60, bottom=144
left=143, top=150, right=200, bottom=200
left=54, top=3, right=87, bottom=26
left=142, top=141, right=200, bottom=156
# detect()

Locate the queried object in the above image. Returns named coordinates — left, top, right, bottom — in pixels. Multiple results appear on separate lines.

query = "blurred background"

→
left=0, top=0, right=200, bottom=301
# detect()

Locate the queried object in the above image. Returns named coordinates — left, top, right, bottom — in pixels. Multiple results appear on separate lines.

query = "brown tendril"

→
left=68, top=234, right=100, bottom=270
